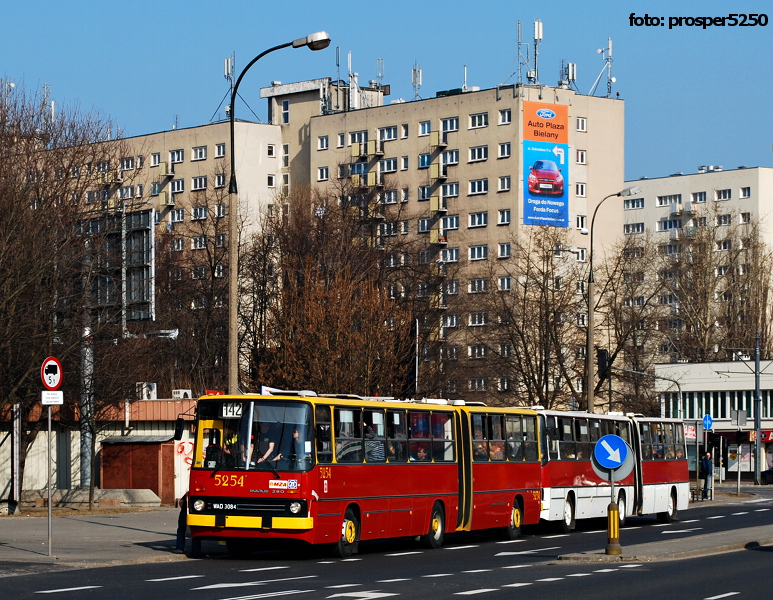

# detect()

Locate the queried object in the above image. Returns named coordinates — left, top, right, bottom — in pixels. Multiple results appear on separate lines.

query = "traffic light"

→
left=597, top=348, right=610, bottom=383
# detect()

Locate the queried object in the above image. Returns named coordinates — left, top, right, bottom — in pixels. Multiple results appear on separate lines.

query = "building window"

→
left=383, top=189, right=398, bottom=204
left=192, top=206, right=207, bottom=221
left=442, top=117, right=459, bottom=132
left=441, top=247, right=460, bottom=262
left=171, top=179, right=184, bottom=193
left=216, top=204, right=226, bottom=219
left=337, top=133, right=345, bottom=147
left=498, top=176, right=511, bottom=192
left=576, top=149, right=586, bottom=164
left=740, top=187, right=751, bottom=198
left=469, top=145, right=488, bottom=162
left=741, top=212, right=751, bottom=224
left=443, top=149, right=460, bottom=165
left=419, top=153, right=432, bottom=169
left=281, top=99, right=290, bottom=124
left=576, top=182, right=586, bottom=197
left=215, top=173, right=226, bottom=188
left=281, top=144, right=289, bottom=167
left=575, top=248, right=587, bottom=262
left=318, top=166, right=329, bottom=181
left=400, top=156, right=409, bottom=170
left=498, top=209, right=511, bottom=225
left=498, top=242, right=511, bottom=258
left=170, top=149, right=184, bottom=164
left=379, top=126, right=397, bottom=141
left=350, top=130, right=368, bottom=145
left=419, top=121, right=431, bottom=136
left=469, top=378, right=487, bottom=392
left=469, top=278, right=489, bottom=294
left=578, top=313, right=587, bottom=327
left=267, top=174, right=276, bottom=188
left=192, top=146, right=207, bottom=161
left=469, top=245, right=488, bottom=261
left=151, top=152, right=161, bottom=167
left=657, top=194, right=681, bottom=206
left=216, top=143, right=226, bottom=157
left=716, top=214, right=731, bottom=226
left=318, top=135, right=329, bottom=150
left=418, top=218, right=431, bottom=233
left=170, top=208, right=184, bottom=223
left=418, top=185, right=431, bottom=201
left=192, top=176, right=207, bottom=191
left=624, top=197, right=644, bottom=210
left=715, top=189, right=731, bottom=201
left=470, top=112, right=488, bottom=129
left=381, top=157, right=398, bottom=173
left=692, top=191, right=707, bottom=203
left=401, top=188, right=410, bottom=202
left=192, top=236, right=207, bottom=250
left=499, top=276, right=511, bottom=291
left=499, top=108, right=512, bottom=124
left=401, top=124, right=409, bottom=138
left=442, top=214, right=459, bottom=230
left=469, top=212, right=488, bottom=228
left=576, top=215, right=587, bottom=229
left=442, top=182, right=459, bottom=197
left=576, top=117, right=587, bottom=132
left=716, top=239, right=732, bottom=251
left=624, top=222, right=645, bottom=235
left=499, top=142, right=511, bottom=158
left=120, top=157, right=135, bottom=171
left=469, top=179, right=488, bottom=195
left=172, top=238, right=184, bottom=252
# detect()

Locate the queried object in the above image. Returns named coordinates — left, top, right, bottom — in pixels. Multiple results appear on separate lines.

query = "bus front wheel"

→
left=421, top=502, right=445, bottom=549
left=503, top=498, right=523, bottom=540
left=334, top=508, right=359, bottom=558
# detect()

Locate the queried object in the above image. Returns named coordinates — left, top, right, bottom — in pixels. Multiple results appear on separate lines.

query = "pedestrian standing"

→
left=700, top=452, right=713, bottom=500
left=174, top=492, right=188, bottom=553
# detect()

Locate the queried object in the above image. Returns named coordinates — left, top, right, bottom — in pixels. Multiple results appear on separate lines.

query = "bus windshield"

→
left=195, top=400, right=313, bottom=472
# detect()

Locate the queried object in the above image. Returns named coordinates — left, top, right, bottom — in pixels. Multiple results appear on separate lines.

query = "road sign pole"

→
left=605, top=468, right=622, bottom=555
left=47, top=404, right=52, bottom=557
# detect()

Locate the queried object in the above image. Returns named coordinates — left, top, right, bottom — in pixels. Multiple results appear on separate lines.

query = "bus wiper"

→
left=261, top=459, right=281, bottom=479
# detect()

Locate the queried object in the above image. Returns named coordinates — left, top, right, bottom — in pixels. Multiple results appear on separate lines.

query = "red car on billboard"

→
left=528, top=159, right=564, bottom=196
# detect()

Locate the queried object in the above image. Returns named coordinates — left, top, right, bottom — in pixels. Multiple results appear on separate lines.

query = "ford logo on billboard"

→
left=536, top=109, right=556, bottom=119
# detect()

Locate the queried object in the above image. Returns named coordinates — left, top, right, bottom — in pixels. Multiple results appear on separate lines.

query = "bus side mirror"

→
left=174, top=417, right=185, bottom=440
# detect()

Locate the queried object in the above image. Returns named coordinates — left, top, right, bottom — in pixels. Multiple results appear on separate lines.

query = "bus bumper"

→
left=188, top=514, right=314, bottom=530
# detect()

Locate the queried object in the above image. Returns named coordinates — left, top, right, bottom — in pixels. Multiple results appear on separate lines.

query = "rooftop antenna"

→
left=516, top=20, right=531, bottom=84
left=463, top=65, right=468, bottom=92
left=558, top=60, right=578, bottom=91
left=224, top=53, right=235, bottom=118
left=335, top=46, right=341, bottom=111
left=377, top=57, right=384, bottom=87
left=412, top=61, right=422, bottom=100
left=589, top=38, right=615, bottom=97
left=528, top=19, right=543, bottom=84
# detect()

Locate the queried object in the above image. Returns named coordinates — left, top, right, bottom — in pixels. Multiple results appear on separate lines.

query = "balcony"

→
left=429, top=229, right=448, bottom=245
left=430, top=196, right=447, bottom=213
left=429, top=130, right=447, bottom=149
left=429, top=163, right=447, bottom=181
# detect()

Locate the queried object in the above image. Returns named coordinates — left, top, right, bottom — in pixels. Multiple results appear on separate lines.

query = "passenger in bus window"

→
left=410, top=444, right=428, bottom=461
left=365, top=422, right=386, bottom=462
left=252, top=421, right=277, bottom=465
left=489, top=441, right=505, bottom=461
left=676, top=446, right=684, bottom=459
left=474, top=441, right=488, bottom=461
left=223, top=428, right=238, bottom=467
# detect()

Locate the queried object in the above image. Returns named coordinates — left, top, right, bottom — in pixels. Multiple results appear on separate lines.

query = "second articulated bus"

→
left=178, top=391, right=688, bottom=556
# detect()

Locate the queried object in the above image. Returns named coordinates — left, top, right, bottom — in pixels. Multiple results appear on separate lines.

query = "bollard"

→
left=605, top=501, right=622, bottom=555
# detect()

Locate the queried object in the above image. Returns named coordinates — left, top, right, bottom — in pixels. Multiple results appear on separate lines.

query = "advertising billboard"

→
left=523, top=101, right=569, bottom=227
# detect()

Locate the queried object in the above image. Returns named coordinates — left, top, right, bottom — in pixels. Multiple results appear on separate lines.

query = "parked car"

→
left=528, top=160, right=564, bottom=195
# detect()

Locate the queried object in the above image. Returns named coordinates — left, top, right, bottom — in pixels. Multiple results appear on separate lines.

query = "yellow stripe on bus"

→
left=188, top=514, right=313, bottom=530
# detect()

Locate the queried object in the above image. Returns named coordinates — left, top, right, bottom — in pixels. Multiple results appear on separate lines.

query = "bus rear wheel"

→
left=658, top=491, right=677, bottom=523
left=617, top=492, right=626, bottom=527
left=503, top=498, right=523, bottom=540
left=421, top=502, right=445, bottom=549
left=560, top=496, right=575, bottom=533
left=334, top=508, right=359, bottom=558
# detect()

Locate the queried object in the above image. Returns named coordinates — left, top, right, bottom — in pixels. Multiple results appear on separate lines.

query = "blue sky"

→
left=3, top=0, right=770, bottom=180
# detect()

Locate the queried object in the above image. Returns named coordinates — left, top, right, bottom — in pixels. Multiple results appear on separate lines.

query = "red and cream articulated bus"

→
left=178, top=391, right=688, bottom=556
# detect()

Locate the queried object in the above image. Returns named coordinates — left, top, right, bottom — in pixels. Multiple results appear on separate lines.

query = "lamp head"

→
left=619, top=186, right=642, bottom=197
left=293, top=31, right=331, bottom=51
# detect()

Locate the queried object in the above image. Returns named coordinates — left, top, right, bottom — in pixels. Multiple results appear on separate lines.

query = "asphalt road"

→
left=1, top=486, right=771, bottom=599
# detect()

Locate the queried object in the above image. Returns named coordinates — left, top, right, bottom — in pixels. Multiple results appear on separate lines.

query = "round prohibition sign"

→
left=41, top=356, right=63, bottom=391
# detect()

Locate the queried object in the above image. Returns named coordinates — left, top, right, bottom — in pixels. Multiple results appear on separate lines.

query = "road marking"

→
left=501, top=564, right=532, bottom=569
left=663, top=528, right=703, bottom=534
left=147, top=575, right=205, bottom=581
left=445, top=545, right=479, bottom=550
left=495, top=539, right=526, bottom=544
left=625, top=526, right=642, bottom=530
left=462, top=569, right=493, bottom=573
left=754, top=508, right=771, bottom=511
left=376, top=579, right=410, bottom=583
left=422, top=573, right=453, bottom=578
left=326, top=584, right=363, bottom=589
left=593, top=569, right=618, bottom=573
left=704, top=593, right=740, bottom=600
left=583, top=529, right=607, bottom=534
left=341, top=558, right=363, bottom=562
left=535, top=577, right=564, bottom=582
left=241, top=567, right=291, bottom=573
left=619, top=564, right=643, bottom=568
left=707, top=515, right=726, bottom=520
left=567, top=573, right=592, bottom=577
left=543, top=534, right=570, bottom=539
left=496, top=546, right=560, bottom=556
left=454, top=590, right=498, bottom=596
left=385, top=551, right=423, bottom=556
left=224, top=592, right=314, bottom=599
left=326, top=592, right=397, bottom=599
left=680, top=519, right=700, bottom=523
left=731, top=512, right=749, bottom=515
left=35, top=587, right=102, bottom=594
left=502, top=583, right=533, bottom=588
left=193, top=576, right=317, bottom=590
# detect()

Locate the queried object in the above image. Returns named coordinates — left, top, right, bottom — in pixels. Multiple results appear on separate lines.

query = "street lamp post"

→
left=227, top=32, right=330, bottom=394
left=586, top=185, right=641, bottom=413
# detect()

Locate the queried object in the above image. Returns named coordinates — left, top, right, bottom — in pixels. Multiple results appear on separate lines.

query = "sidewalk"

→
left=0, top=486, right=770, bottom=575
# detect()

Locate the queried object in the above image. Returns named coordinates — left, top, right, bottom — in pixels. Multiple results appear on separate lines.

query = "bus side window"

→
left=523, top=416, right=538, bottom=461
left=204, top=428, right=223, bottom=468
left=315, top=405, right=333, bottom=464
left=488, top=414, right=505, bottom=461
left=335, top=408, right=363, bottom=463
left=505, top=415, right=522, bottom=460
left=559, top=418, right=576, bottom=460
left=472, top=414, right=488, bottom=461
left=364, top=409, right=386, bottom=463
left=431, top=412, right=455, bottom=462
left=387, top=410, right=407, bottom=462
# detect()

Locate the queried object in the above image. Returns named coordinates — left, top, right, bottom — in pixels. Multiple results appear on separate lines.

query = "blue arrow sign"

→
left=594, top=434, right=629, bottom=470
left=703, top=414, right=713, bottom=430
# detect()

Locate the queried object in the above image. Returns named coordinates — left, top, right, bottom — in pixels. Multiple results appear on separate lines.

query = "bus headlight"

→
left=289, top=502, right=302, bottom=514
left=193, top=499, right=205, bottom=512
